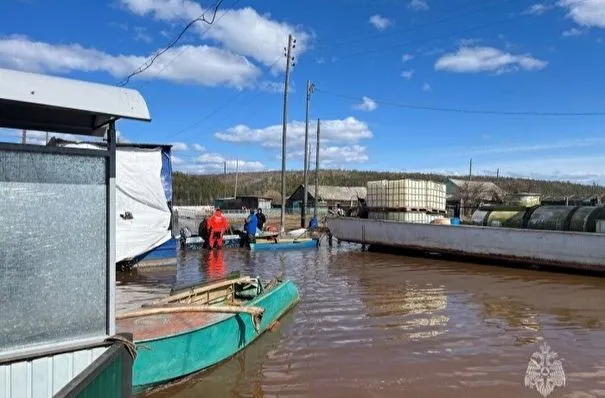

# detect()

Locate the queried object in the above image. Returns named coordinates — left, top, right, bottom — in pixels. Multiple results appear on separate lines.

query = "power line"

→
left=118, top=0, right=227, bottom=87
left=315, top=88, right=605, bottom=117
left=314, top=0, right=524, bottom=50
left=327, top=0, right=595, bottom=58
left=167, top=55, right=284, bottom=139
left=134, top=0, right=245, bottom=90
left=330, top=15, right=521, bottom=59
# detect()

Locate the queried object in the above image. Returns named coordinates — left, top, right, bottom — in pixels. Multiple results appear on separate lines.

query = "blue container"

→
left=451, top=217, right=460, bottom=225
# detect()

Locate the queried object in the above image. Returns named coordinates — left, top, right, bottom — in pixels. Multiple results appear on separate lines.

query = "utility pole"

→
left=468, top=158, right=473, bottom=182
left=301, top=80, right=315, bottom=228
left=280, top=34, right=295, bottom=233
left=21, top=129, right=26, bottom=144
left=313, top=119, right=321, bottom=219
left=496, top=168, right=500, bottom=180
left=223, top=161, right=227, bottom=199
left=234, top=158, right=239, bottom=198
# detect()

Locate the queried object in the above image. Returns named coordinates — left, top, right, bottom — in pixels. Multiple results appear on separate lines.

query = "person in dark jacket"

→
left=244, top=209, right=258, bottom=248
left=256, top=208, right=267, bottom=231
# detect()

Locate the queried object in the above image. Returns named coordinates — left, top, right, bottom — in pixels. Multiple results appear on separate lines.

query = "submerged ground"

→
left=117, top=241, right=605, bottom=398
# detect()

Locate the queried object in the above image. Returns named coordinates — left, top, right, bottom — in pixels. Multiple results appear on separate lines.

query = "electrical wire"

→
left=314, top=0, right=525, bottom=50
left=133, top=0, right=246, bottom=90
left=118, top=0, right=227, bottom=87
left=329, top=15, right=521, bottom=59
left=315, top=88, right=605, bottom=116
left=167, top=55, right=285, bottom=139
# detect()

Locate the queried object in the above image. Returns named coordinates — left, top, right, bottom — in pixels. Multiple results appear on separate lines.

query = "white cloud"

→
left=197, top=152, right=228, bottom=163
left=422, top=47, right=445, bottom=56
left=171, top=155, right=184, bottom=164
left=467, top=137, right=605, bottom=155
left=434, top=46, right=547, bottom=74
left=256, top=80, right=295, bottom=94
left=192, top=143, right=206, bottom=152
left=353, top=96, right=378, bottom=112
left=0, top=36, right=260, bottom=88
left=184, top=152, right=264, bottom=173
left=562, top=27, right=586, bottom=36
left=119, top=1, right=312, bottom=71
left=290, top=144, right=369, bottom=165
left=133, top=26, right=152, bottom=43
left=214, top=117, right=373, bottom=151
left=408, top=0, right=429, bottom=11
left=523, top=3, right=553, bottom=15
left=422, top=83, right=432, bottom=92
left=456, top=38, right=482, bottom=46
left=401, top=69, right=415, bottom=79
left=402, top=53, right=414, bottom=63
left=474, top=156, right=605, bottom=184
left=369, top=15, right=393, bottom=31
left=558, top=0, right=605, bottom=28
left=171, top=142, right=189, bottom=151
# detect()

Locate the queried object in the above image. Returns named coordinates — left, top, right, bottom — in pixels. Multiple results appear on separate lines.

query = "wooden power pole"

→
left=302, top=79, right=315, bottom=228
left=313, top=119, right=321, bottom=219
left=280, top=34, right=295, bottom=233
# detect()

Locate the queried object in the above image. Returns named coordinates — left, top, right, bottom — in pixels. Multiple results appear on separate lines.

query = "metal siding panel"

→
left=52, top=353, right=72, bottom=395
left=9, top=362, right=27, bottom=398
left=0, top=347, right=109, bottom=398
left=72, top=350, right=93, bottom=377
left=0, top=364, right=9, bottom=398
left=31, top=357, right=51, bottom=398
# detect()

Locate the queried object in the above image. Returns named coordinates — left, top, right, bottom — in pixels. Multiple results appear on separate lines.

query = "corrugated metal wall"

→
left=0, top=347, right=107, bottom=398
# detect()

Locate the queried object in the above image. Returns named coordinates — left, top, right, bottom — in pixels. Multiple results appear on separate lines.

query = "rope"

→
left=105, top=334, right=141, bottom=361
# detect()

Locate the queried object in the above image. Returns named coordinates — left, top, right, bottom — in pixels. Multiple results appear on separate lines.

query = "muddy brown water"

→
left=117, top=242, right=605, bottom=398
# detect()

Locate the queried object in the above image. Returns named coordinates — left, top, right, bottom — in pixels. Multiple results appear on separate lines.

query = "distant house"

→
left=214, top=195, right=272, bottom=210
left=446, top=178, right=505, bottom=204
left=286, top=184, right=367, bottom=209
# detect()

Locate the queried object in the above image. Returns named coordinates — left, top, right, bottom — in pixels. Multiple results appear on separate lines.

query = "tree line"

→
left=172, top=169, right=605, bottom=206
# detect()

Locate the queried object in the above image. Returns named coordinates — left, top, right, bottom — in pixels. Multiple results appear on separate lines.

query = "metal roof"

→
left=47, top=137, right=172, bottom=151
left=0, top=68, right=150, bottom=136
left=447, top=178, right=505, bottom=194
left=305, top=185, right=367, bottom=201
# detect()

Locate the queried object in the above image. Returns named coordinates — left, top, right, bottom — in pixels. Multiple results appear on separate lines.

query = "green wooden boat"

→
left=116, top=273, right=300, bottom=393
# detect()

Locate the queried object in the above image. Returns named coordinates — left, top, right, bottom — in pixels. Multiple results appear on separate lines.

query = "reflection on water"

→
left=117, top=243, right=605, bottom=397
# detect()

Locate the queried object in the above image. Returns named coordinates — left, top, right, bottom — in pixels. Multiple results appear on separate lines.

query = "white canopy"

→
left=0, top=67, right=150, bottom=135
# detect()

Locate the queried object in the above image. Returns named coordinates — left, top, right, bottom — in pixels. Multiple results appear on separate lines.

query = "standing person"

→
left=207, top=208, right=229, bottom=249
left=336, top=203, right=345, bottom=216
left=244, top=209, right=258, bottom=248
left=198, top=216, right=210, bottom=249
left=256, top=208, right=266, bottom=232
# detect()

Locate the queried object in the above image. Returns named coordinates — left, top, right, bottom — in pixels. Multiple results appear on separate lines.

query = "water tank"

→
left=568, top=206, right=605, bottom=232
left=527, top=206, right=577, bottom=231
left=486, top=210, right=525, bottom=228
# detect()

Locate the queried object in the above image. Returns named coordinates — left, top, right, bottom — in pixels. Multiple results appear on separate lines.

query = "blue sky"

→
left=1, top=0, right=605, bottom=183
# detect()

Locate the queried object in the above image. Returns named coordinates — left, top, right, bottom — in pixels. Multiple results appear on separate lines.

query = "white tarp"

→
left=64, top=143, right=172, bottom=262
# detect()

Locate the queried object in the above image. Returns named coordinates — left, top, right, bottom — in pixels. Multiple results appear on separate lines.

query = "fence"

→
left=53, top=334, right=134, bottom=398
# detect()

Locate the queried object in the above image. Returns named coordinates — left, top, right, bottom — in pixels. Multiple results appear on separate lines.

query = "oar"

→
left=170, top=271, right=241, bottom=295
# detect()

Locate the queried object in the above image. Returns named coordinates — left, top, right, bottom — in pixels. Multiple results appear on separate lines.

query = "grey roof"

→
left=448, top=178, right=505, bottom=195
left=306, top=185, right=367, bottom=201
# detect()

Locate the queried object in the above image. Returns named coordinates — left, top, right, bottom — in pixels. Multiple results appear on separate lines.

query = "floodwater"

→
left=117, top=242, right=605, bottom=398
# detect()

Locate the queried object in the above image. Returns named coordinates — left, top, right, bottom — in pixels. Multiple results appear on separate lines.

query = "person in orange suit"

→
left=207, top=208, right=229, bottom=249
